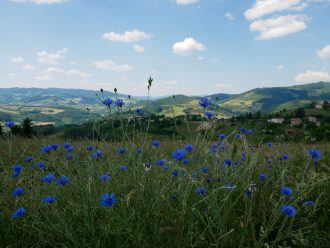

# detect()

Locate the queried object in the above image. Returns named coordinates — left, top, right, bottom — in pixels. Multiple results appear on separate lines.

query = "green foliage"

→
left=22, top=118, right=35, bottom=138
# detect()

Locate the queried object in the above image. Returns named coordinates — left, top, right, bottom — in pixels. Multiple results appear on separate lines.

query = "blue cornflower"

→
left=205, top=177, right=212, bottom=183
left=87, top=145, right=94, bottom=151
left=281, top=186, right=293, bottom=196
left=13, top=165, right=23, bottom=173
left=267, top=158, right=272, bottom=164
left=66, top=154, right=73, bottom=160
left=172, top=149, right=186, bottom=161
left=12, top=187, right=24, bottom=197
left=281, top=205, right=297, bottom=217
left=196, top=187, right=207, bottom=197
left=42, top=145, right=53, bottom=154
left=268, top=142, right=273, bottom=147
left=303, top=200, right=315, bottom=206
left=5, top=120, right=15, bottom=128
left=183, top=158, right=189, bottom=166
left=34, top=162, right=46, bottom=169
left=96, top=150, right=103, bottom=156
left=63, top=143, right=71, bottom=149
left=282, top=154, right=289, bottom=160
left=184, top=144, right=194, bottom=152
left=224, top=159, right=232, bottom=166
left=134, top=108, right=143, bottom=114
left=117, top=147, right=125, bottom=154
left=12, top=207, right=26, bottom=218
left=259, top=173, right=267, bottom=181
left=120, top=165, right=127, bottom=171
left=43, top=195, right=57, bottom=204
left=156, top=160, right=166, bottom=166
left=52, top=144, right=59, bottom=151
left=219, top=134, right=226, bottom=140
left=210, top=144, right=218, bottom=153
left=151, top=140, right=161, bottom=148
left=201, top=166, right=209, bottom=174
left=92, top=152, right=98, bottom=158
left=57, top=176, right=69, bottom=186
left=235, top=133, right=241, bottom=139
left=25, top=156, right=34, bottom=162
left=204, top=111, right=214, bottom=118
left=115, top=99, right=124, bottom=107
left=163, top=165, right=169, bottom=171
left=170, top=193, right=177, bottom=201
left=309, top=148, right=321, bottom=160
left=100, top=193, right=117, bottom=207
left=191, top=172, right=197, bottom=178
left=136, top=148, right=142, bottom=153
left=67, top=146, right=74, bottom=153
left=171, top=169, right=179, bottom=177
left=102, top=98, right=113, bottom=106
left=199, top=97, right=210, bottom=108
left=241, top=152, right=247, bottom=161
left=246, top=129, right=253, bottom=134
left=99, top=172, right=111, bottom=182
left=42, top=173, right=55, bottom=183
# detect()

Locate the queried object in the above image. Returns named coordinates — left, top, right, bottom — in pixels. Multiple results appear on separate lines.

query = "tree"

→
left=22, top=118, right=35, bottom=138
left=323, top=101, right=329, bottom=109
left=295, top=108, right=306, bottom=118
left=0, top=124, right=3, bottom=136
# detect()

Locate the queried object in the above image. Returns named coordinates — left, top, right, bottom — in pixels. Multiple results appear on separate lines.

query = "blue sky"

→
left=1, top=0, right=330, bottom=96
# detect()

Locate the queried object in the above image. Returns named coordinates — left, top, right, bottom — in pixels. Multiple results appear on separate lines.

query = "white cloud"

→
left=317, top=44, right=330, bottom=59
left=102, top=30, right=152, bottom=43
left=47, top=67, right=65, bottom=73
left=36, top=75, right=52, bottom=81
left=244, top=0, right=306, bottom=20
left=197, top=56, right=204, bottom=60
left=132, top=44, right=145, bottom=53
left=225, top=12, right=235, bottom=21
left=37, top=48, right=68, bottom=64
left=277, top=64, right=284, bottom=69
left=10, top=0, right=69, bottom=4
left=162, top=80, right=178, bottom=85
left=11, top=57, right=24, bottom=64
left=22, top=64, right=35, bottom=71
left=294, top=70, right=330, bottom=83
left=176, top=0, right=199, bottom=5
left=94, top=60, right=133, bottom=71
left=250, top=15, right=308, bottom=40
left=66, top=69, right=91, bottom=78
left=213, top=83, right=231, bottom=89
left=172, top=37, right=206, bottom=56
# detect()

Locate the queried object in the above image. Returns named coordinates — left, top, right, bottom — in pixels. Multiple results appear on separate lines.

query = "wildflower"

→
left=204, top=111, right=214, bottom=118
left=171, top=169, right=179, bottom=177
left=281, top=186, right=293, bottom=196
left=117, top=147, right=125, bottom=154
left=25, top=156, right=34, bottom=162
left=219, top=134, right=226, bottom=140
left=13, top=165, right=23, bottom=173
left=303, top=200, right=315, bottom=206
left=170, top=193, right=177, bottom=201
left=151, top=140, right=161, bottom=148
left=96, top=150, right=103, bottom=156
left=52, top=144, right=59, bottom=151
left=309, top=148, right=321, bottom=160
left=100, top=193, right=117, bottom=207
left=102, top=98, right=113, bottom=106
left=259, top=173, right=267, bottom=181
left=246, top=185, right=257, bottom=198
left=163, top=165, right=169, bottom=171
left=156, top=160, right=166, bottom=166
left=267, top=158, right=272, bottom=164
left=196, top=187, right=207, bottom=197
left=224, top=159, right=232, bottom=166
left=42, top=145, right=53, bottom=154
left=241, top=152, right=247, bottom=161
left=205, top=177, right=212, bottom=183
left=5, top=121, right=15, bottom=128
left=134, top=108, right=142, bottom=114
left=34, top=162, right=46, bottom=169
left=136, top=148, right=142, bottom=153
left=268, top=142, right=273, bottom=147
left=199, top=97, right=210, bottom=108
left=120, top=165, right=127, bottom=171
left=100, top=172, right=111, bottom=182
left=236, top=133, right=241, bottom=139
left=66, top=154, right=73, bottom=160
left=281, top=205, right=297, bottom=217
left=210, top=144, right=218, bottom=153
left=67, top=146, right=74, bottom=153
left=43, top=195, right=57, bottom=204
left=184, top=144, right=194, bottom=152
left=201, top=166, right=209, bottom=174
left=87, top=145, right=94, bottom=151
left=12, top=187, right=24, bottom=197
left=63, top=143, right=71, bottom=149
left=115, top=99, right=124, bottom=107
left=183, top=158, right=189, bottom=166
left=172, top=149, right=186, bottom=161
left=92, top=152, right=98, bottom=158
left=42, top=173, right=55, bottom=183
left=191, top=172, right=197, bottom=178
left=57, top=176, right=69, bottom=186
left=12, top=208, right=26, bottom=218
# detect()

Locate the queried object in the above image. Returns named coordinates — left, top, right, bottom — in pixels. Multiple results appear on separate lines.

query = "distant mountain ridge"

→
left=0, top=82, right=329, bottom=125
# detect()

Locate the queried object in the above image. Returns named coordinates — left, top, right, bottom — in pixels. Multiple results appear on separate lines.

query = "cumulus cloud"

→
left=132, top=44, right=145, bottom=53
left=244, top=0, right=306, bottom=20
left=294, top=70, right=330, bottom=83
left=10, top=0, right=69, bottom=4
left=225, top=12, right=235, bottom=21
left=102, top=30, right=152, bottom=43
left=36, top=75, right=52, bottom=81
left=250, top=14, right=308, bottom=40
left=22, top=64, right=35, bottom=71
left=47, top=67, right=91, bottom=77
left=11, top=57, right=24, bottom=64
left=176, top=0, right=199, bottom=5
left=317, top=44, right=330, bottom=59
left=37, top=48, right=68, bottom=64
left=172, top=38, right=206, bottom=56
left=94, top=60, right=133, bottom=71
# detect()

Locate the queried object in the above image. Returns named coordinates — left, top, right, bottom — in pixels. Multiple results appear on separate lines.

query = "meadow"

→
left=0, top=95, right=329, bottom=248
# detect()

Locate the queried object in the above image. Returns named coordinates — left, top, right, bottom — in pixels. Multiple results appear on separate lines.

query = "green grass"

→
left=0, top=132, right=329, bottom=247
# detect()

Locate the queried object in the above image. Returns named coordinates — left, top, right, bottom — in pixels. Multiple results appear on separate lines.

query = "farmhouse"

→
left=315, top=104, right=323, bottom=109
left=268, top=118, right=284, bottom=124
left=291, top=118, right=302, bottom=127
